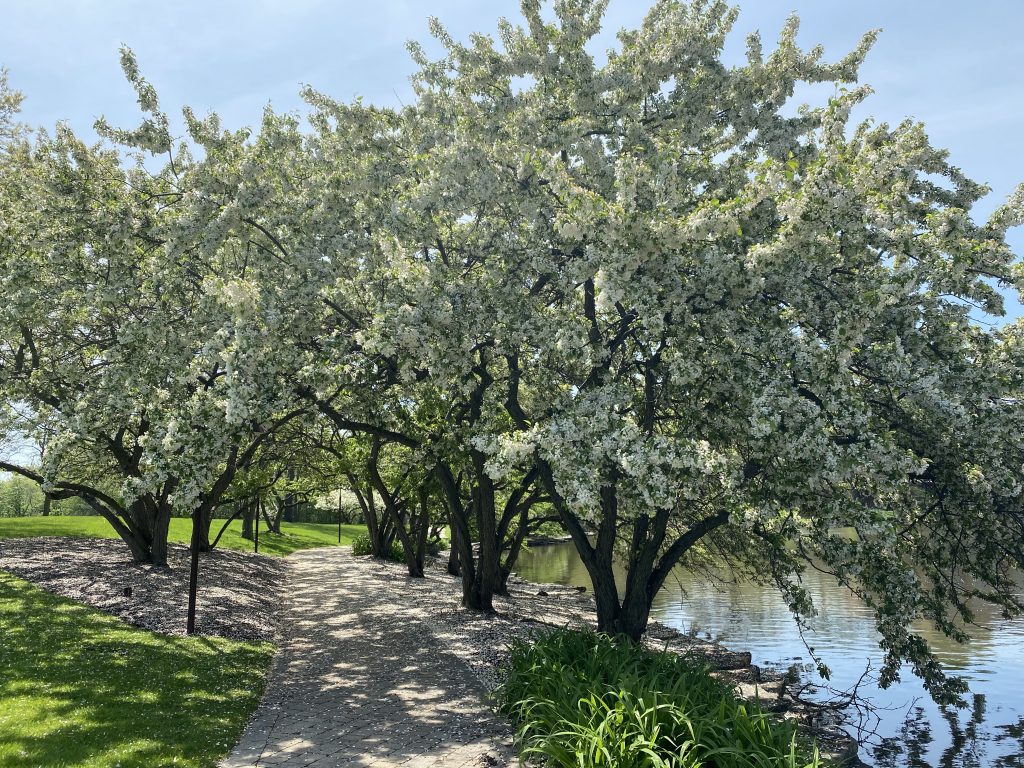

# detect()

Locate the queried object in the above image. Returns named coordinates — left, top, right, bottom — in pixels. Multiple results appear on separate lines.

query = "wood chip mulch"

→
left=0, top=536, right=283, bottom=642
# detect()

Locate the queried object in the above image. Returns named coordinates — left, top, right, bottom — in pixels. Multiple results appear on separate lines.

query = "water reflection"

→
left=514, top=542, right=1024, bottom=768
left=874, top=703, right=1024, bottom=768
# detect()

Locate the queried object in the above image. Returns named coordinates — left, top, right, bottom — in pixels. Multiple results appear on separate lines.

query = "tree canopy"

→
left=1, top=0, right=1022, bottom=704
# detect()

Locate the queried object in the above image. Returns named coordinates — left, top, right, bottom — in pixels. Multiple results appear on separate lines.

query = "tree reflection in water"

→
left=873, top=694, right=1024, bottom=768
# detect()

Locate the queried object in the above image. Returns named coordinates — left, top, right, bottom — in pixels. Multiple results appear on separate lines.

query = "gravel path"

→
left=222, top=548, right=516, bottom=768
left=0, top=536, right=282, bottom=641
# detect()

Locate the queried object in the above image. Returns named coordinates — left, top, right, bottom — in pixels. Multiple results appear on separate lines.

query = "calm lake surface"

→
left=514, top=542, right=1024, bottom=768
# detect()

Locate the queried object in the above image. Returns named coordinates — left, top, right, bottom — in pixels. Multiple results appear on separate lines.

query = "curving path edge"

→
left=221, top=548, right=514, bottom=768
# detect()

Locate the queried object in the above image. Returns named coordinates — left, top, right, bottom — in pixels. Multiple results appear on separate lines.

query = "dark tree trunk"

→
left=186, top=506, right=202, bottom=634
left=41, top=493, right=51, bottom=516
left=84, top=499, right=151, bottom=565
left=382, top=496, right=414, bottom=572
left=266, top=496, right=283, bottom=533
left=394, top=484, right=430, bottom=578
left=447, top=541, right=461, bottom=576
left=114, top=498, right=173, bottom=566
left=438, top=461, right=500, bottom=612
left=497, top=537, right=524, bottom=595
left=196, top=506, right=214, bottom=552
left=353, top=484, right=377, bottom=547
left=116, top=527, right=154, bottom=565
left=149, top=503, right=172, bottom=566
left=440, top=466, right=478, bottom=608
left=540, top=461, right=732, bottom=641
left=495, top=470, right=541, bottom=595
left=471, top=452, right=501, bottom=612
left=539, top=464, right=648, bottom=639
left=413, top=485, right=431, bottom=574
left=350, top=470, right=398, bottom=559
left=103, top=498, right=171, bottom=566
left=241, top=500, right=254, bottom=540
left=365, top=444, right=423, bottom=573
left=367, top=447, right=432, bottom=577
left=604, top=607, right=647, bottom=640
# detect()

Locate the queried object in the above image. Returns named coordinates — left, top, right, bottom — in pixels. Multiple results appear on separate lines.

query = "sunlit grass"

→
left=0, top=516, right=365, bottom=556
left=0, top=571, right=274, bottom=767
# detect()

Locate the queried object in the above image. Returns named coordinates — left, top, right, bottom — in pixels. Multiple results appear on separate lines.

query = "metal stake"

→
left=186, top=506, right=201, bottom=634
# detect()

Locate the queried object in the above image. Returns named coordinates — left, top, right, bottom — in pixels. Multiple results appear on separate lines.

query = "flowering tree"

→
left=0, top=69, right=23, bottom=143
left=2, top=0, right=1021, bottom=703
left=378, top=0, right=1024, bottom=703
left=0, top=52, right=308, bottom=565
left=294, top=88, right=560, bottom=609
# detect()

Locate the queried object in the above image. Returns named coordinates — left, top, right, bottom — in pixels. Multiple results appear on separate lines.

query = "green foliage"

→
left=0, top=516, right=365, bottom=557
left=350, top=532, right=374, bottom=556
left=0, top=476, right=43, bottom=517
left=495, top=629, right=823, bottom=768
left=0, top=476, right=94, bottom=517
left=285, top=500, right=362, bottom=525
left=424, top=535, right=446, bottom=557
left=0, top=571, right=273, bottom=767
left=47, top=497, right=95, bottom=516
left=351, top=532, right=405, bottom=563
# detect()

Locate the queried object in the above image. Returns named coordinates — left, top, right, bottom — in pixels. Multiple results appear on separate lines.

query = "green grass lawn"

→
left=0, top=516, right=366, bottom=556
left=0, top=571, right=274, bottom=767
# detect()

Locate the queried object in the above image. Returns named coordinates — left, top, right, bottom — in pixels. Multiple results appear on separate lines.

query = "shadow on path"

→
left=222, top=548, right=514, bottom=767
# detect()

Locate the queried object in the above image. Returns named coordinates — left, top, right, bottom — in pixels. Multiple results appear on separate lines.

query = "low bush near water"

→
left=495, top=629, right=823, bottom=768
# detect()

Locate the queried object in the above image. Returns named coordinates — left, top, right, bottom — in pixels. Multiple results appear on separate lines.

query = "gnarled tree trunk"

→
left=241, top=499, right=255, bottom=540
left=542, top=463, right=731, bottom=641
left=438, top=461, right=502, bottom=612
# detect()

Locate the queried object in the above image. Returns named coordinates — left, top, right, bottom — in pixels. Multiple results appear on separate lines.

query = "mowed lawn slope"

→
left=0, top=572, right=274, bottom=767
left=0, top=515, right=365, bottom=556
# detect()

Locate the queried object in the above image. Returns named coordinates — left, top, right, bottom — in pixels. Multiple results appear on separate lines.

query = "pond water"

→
left=513, top=542, right=1024, bottom=768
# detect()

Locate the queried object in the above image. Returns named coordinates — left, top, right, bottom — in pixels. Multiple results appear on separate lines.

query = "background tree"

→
left=0, top=474, right=42, bottom=517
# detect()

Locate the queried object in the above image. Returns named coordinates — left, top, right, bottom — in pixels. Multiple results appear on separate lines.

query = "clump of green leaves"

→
left=351, top=532, right=405, bottom=563
left=495, top=629, right=823, bottom=768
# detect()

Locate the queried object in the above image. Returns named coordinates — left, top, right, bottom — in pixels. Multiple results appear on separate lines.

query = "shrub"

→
left=494, top=629, right=822, bottom=768
left=424, top=535, right=447, bottom=557
left=350, top=533, right=373, bottom=556
left=351, top=533, right=404, bottom=563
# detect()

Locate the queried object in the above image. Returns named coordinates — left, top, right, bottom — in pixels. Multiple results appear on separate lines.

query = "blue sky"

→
left=3, top=0, right=1021, bottom=321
